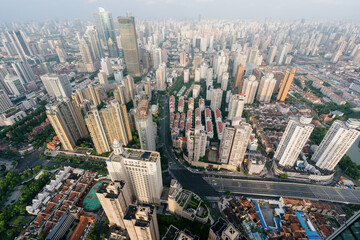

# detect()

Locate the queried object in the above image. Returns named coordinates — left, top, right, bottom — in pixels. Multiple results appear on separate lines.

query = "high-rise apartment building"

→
left=221, top=72, right=229, bottom=91
left=266, top=45, right=277, bottom=65
left=151, top=48, right=162, bottom=70
left=156, top=63, right=166, bottom=91
left=227, top=94, right=245, bottom=120
left=40, top=74, right=72, bottom=99
left=0, top=90, right=13, bottom=113
left=123, top=205, right=160, bottom=240
left=101, top=57, right=113, bottom=76
left=184, top=69, right=190, bottom=83
left=85, top=100, right=132, bottom=154
left=274, top=116, right=314, bottom=168
left=242, top=75, right=259, bottom=104
left=46, top=98, right=89, bottom=151
left=96, top=180, right=131, bottom=228
left=235, top=64, right=244, bottom=92
left=277, top=68, right=296, bottom=101
left=210, top=88, right=223, bottom=111
left=312, top=119, right=360, bottom=171
left=186, top=125, right=207, bottom=162
left=218, top=118, right=252, bottom=167
left=107, top=142, right=163, bottom=204
left=118, top=16, right=141, bottom=77
left=256, top=73, right=277, bottom=102
left=180, top=51, right=187, bottom=66
left=135, top=100, right=156, bottom=151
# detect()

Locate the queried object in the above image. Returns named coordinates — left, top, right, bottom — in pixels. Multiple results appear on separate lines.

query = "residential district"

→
left=0, top=6, right=359, bottom=240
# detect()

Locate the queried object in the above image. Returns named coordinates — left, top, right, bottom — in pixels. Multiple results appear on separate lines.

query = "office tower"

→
left=312, top=119, right=360, bottom=171
left=107, top=142, right=163, bottom=204
left=274, top=116, right=314, bottom=168
left=7, top=30, right=31, bottom=60
left=180, top=51, right=187, bottom=66
left=186, top=125, right=207, bottom=162
left=123, top=205, right=160, bottom=240
left=12, top=61, right=36, bottom=83
left=195, top=68, right=201, bottom=82
left=46, top=98, right=89, bottom=151
left=242, top=75, right=259, bottom=104
left=218, top=118, right=252, bottom=167
left=0, top=90, right=13, bottom=113
left=184, top=69, right=190, bottom=83
left=152, top=48, right=162, bottom=70
left=1, top=32, right=17, bottom=57
left=228, top=94, right=245, bottom=120
left=85, top=100, right=132, bottom=154
left=85, top=26, right=104, bottom=60
left=93, top=7, right=119, bottom=57
left=266, top=45, right=277, bottom=65
left=210, top=88, right=223, bottom=111
left=257, top=73, right=277, bottom=102
left=221, top=72, right=229, bottom=91
left=40, top=74, right=72, bottom=99
left=96, top=180, right=131, bottom=228
left=156, top=63, right=166, bottom=91
left=98, top=71, right=108, bottom=85
left=235, top=64, right=244, bottom=91
left=101, top=57, right=113, bottom=75
left=118, top=16, right=141, bottom=77
left=135, top=100, right=156, bottom=151
left=277, top=67, right=296, bottom=101
left=78, top=37, right=99, bottom=72
left=55, top=46, right=67, bottom=63
left=4, top=75, right=25, bottom=95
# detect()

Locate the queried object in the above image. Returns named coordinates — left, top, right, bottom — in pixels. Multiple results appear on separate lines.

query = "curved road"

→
left=159, top=94, right=360, bottom=204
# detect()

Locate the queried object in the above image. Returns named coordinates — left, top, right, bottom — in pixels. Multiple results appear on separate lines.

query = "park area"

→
left=82, top=179, right=110, bottom=211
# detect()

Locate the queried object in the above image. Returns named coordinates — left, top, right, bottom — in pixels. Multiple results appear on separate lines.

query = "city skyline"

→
left=1, top=0, right=360, bottom=22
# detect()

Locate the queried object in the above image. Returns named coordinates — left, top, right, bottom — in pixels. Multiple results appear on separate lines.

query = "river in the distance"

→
left=347, top=136, right=360, bottom=165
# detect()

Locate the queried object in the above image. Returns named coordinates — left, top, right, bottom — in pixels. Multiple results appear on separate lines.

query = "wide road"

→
left=159, top=94, right=360, bottom=204
left=205, top=176, right=360, bottom=204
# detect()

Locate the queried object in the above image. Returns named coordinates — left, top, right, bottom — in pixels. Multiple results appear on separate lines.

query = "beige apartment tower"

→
left=277, top=67, right=296, bottom=101
left=96, top=181, right=131, bottom=228
left=46, top=98, right=89, bottom=151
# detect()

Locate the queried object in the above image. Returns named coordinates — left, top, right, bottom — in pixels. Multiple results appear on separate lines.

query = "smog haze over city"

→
left=0, top=0, right=360, bottom=240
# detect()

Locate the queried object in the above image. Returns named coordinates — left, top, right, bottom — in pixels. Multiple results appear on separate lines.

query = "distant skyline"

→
left=0, top=0, right=360, bottom=22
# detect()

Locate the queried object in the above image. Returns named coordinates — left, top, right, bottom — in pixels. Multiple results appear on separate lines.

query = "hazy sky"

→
left=0, top=0, right=359, bottom=22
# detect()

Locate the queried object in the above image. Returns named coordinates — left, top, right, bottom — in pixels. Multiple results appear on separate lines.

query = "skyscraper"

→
left=96, top=180, right=131, bottom=228
left=274, top=116, right=314, bottom=168
left=123, top=205, right=160, bottom=240
left=256, top=73, right=277, bottom=102
left=46, top=98, right=89, bottom=151
left=242, top=75, right=259, bottom=104
left=93, top=7, right=119, bottom=57
left=135, top=100, right=156, bottom=151
left=227, top=94, right=245, bottom=120
left=4, top=75, right=25, bottom=95
left=7, top=30, right=31, bottom=60
left=85, top=100, right=132, bottom=154
left=40, top=74, right=72, bottom=99
left=266, top=45, right=277, bottom=65
left=12, top=61, right=36, bottom=83
left=107, top=142, right=163, bottom=204
left=235, top=64, right=244, bottom=92
left=77, top=37, right=100, bottom=72
left=221, top=72, right=229, bottom=91
left=218, top=118, right=252, bottom=167
left=312, top=119, right=360, bottom=171
left=85, top=26, right=104, bottom=60
left=277, top=68, right=296, bottom=101
left=151, top=48, right=162, bottom=70
left=118, top=16, right=141, bottom=77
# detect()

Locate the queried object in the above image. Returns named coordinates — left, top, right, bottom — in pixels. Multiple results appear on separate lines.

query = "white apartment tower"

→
left=0, top=90, right=13, bottom=113
left=210, top=88, right=223, bottom=111
left=256, top=73, right=276, bottom=102
left=242, top=75, right=259, bottom=104
left=156, top=63, right=166, bottom=91
left=186, top=125, right=207, bottom=162
left=312, top=119, right=360, bottom=171
left=135, top=100, right=156, bottom=151
left=41, top=74, right=72, bottom=99
left=274, top=116, right=314, bottom=168
left=218, top=117, right=252, bottom=167
left=107, top=141, right=163, bottom=204
left=227, top=94, right=245, bottom=120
